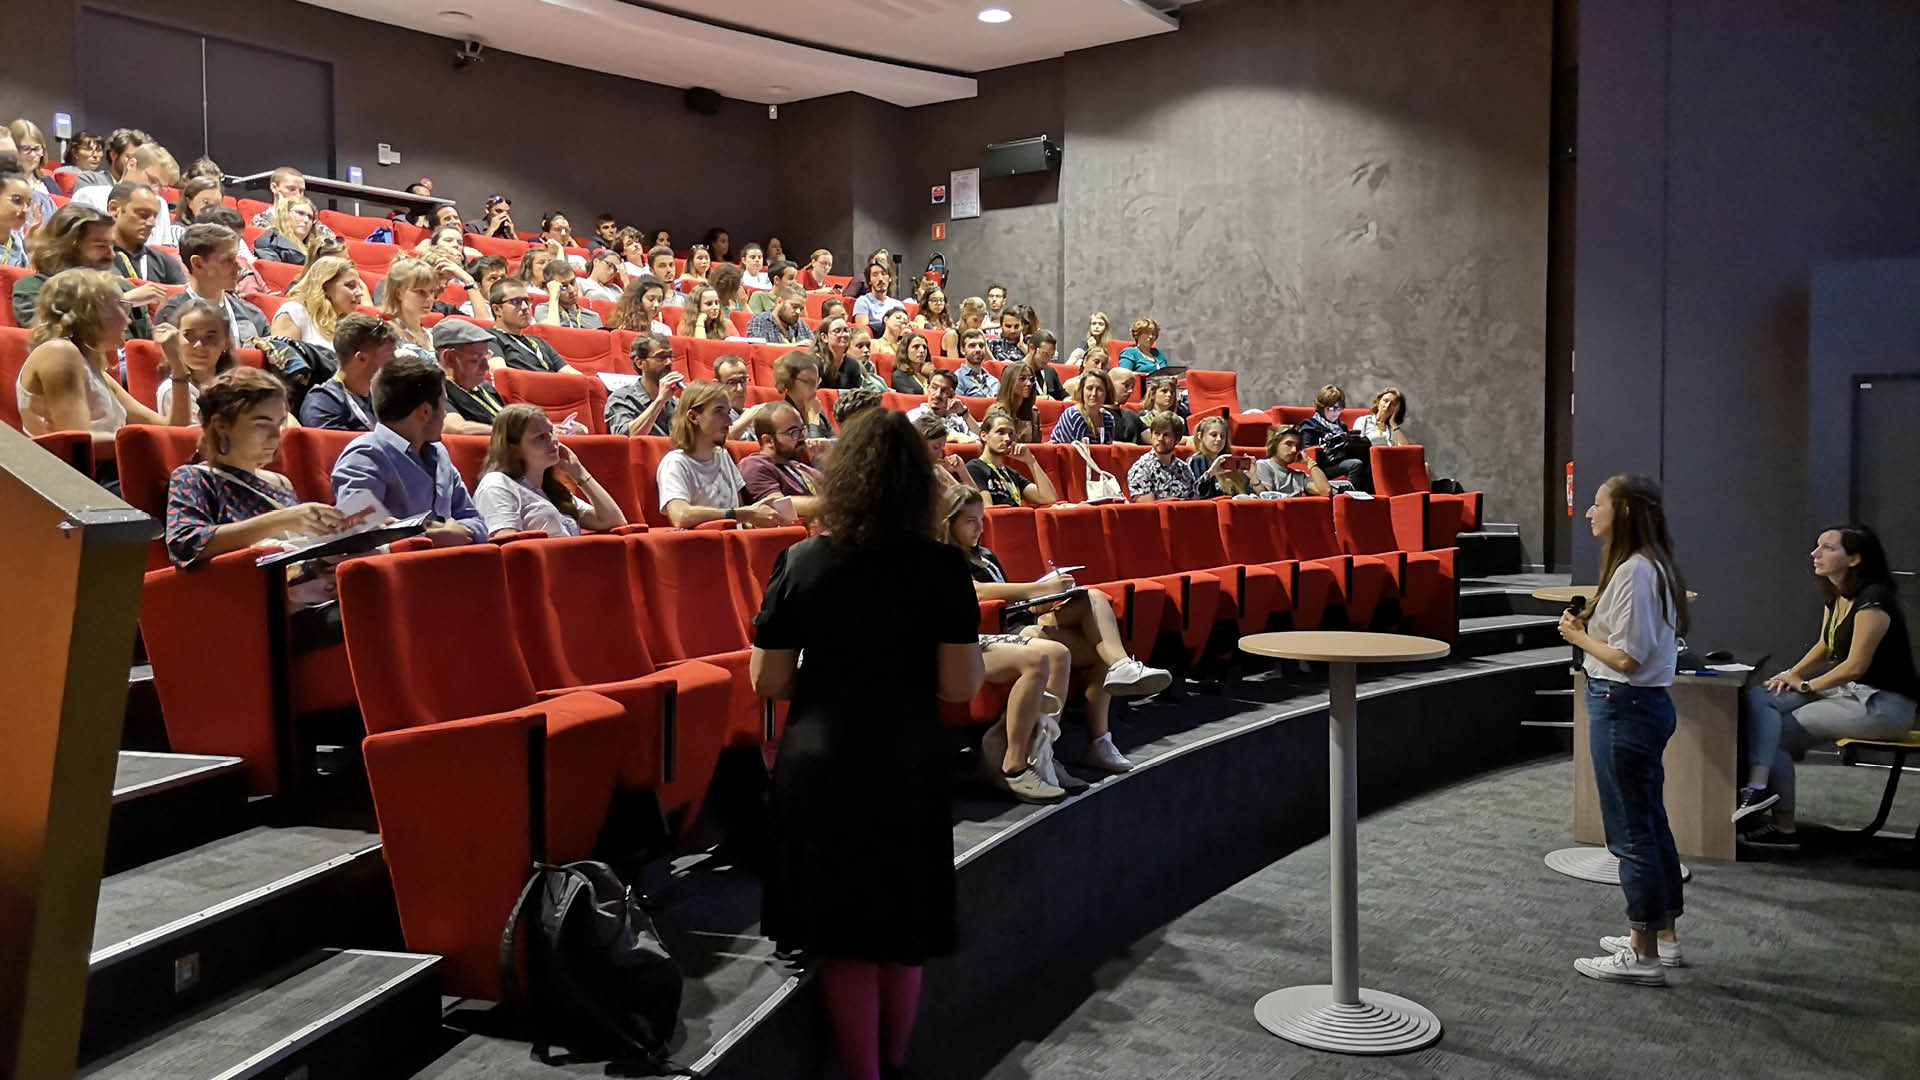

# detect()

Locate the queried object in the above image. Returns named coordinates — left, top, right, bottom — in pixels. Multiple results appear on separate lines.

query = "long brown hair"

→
left=482, top=404, right=580, bottom=519
left=993, top=365, right=1040, bottom=441
left=1583, top=473, right=1689, bottom=636
left=817, top=409, right=934, bottom=549
left=937, top=485, right=993, bottom=575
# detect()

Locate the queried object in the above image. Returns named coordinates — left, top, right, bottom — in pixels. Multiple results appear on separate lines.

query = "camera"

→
left=453, top=39, right=485, bottom=70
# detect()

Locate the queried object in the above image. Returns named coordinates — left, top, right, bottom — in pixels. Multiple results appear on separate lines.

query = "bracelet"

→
left=169, top=373, right=189, bottom=382
left=724, top=507, right=736, bottom=521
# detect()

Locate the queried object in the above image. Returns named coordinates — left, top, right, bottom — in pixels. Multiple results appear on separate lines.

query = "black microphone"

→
left=1567, top=595, right=1588, bottom=669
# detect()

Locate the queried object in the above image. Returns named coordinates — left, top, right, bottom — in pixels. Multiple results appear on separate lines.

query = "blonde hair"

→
left=129, top=143, right=180, bottom=184
left=286, top=255, right=361, bottom=342
left=1083, top=311, right=1113, bottom=350
left=668, top=379, right=727, bottom=451
left=957, top=296, right=987, bottom=326
left=271, top=196, right=325, bottom=264
left=6, top=119, right=50, bottom=180
left=1192, top=415, right=1249, bottom=494
left=28, top=269, right=124, bottom=360
left=677, top=286, right=728, bottom=339
left=380, top=256, right=440, bottom=321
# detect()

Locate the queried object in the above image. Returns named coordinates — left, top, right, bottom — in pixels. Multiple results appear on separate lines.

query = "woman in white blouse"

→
left=472, top=405, right=626, bottom=537
left=269, top=256, right=366, bottom=349
left=1353, top=386, right=1412, bottom=446
left=1558, top=473, right=1690, bottom=987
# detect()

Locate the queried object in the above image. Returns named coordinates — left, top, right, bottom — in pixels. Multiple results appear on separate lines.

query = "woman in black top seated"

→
left=940, top=488, right=1173, bottom=785
left=1736, top=525, right=1919, bottom=847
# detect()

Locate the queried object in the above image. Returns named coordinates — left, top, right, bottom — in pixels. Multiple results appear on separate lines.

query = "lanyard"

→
left=332, top=375, right=373, bottom=427
left=117, top=249, right=145, bottom=280
left=779, top=462, right=815, bottom=494
left=559, top=307, right=583, bottom=328
left=985, top=462, right=1021, bottom=505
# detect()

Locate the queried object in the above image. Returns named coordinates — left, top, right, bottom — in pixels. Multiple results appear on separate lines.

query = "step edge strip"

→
left=206, top=952, right=440, bottom=1080
left=112, top=758, right=247, bottom=803
left=690, top=972, right=805, bottom=1074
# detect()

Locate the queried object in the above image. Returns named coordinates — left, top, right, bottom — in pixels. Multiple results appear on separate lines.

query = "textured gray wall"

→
left=1574, top=0, right=1920, bottom=662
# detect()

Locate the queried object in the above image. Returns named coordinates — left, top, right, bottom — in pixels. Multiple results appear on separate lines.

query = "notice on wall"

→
left=950, top=168, right=981, bottom=220
left=932, top=223, right=946, bottom=240
left=931, top=184, right=946, bottom=204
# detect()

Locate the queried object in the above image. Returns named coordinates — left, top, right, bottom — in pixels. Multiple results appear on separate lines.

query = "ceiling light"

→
left=437, top=10, right=473, bottom=22
left=977, top=8, right=1012, bottom=24
left=767, top=84, right=791, bottom=94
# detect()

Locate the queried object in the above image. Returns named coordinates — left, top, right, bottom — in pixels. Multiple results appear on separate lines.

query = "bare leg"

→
left=1044, top=590, right=1128, bottom=668
left=983, top=644, right=1048, bottom=773
left=1026, top=622, right=1113, bottom=737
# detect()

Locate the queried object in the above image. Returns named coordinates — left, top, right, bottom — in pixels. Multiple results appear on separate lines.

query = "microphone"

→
left=1567, top=595, right=1588, bottom=669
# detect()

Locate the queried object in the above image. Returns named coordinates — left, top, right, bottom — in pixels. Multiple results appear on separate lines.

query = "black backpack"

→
left=497, top=860, right=685, bottom=1069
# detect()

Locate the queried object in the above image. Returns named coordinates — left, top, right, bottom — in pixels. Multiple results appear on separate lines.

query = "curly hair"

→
left=28, top=268, right=123, bottom=355
left=817, top=408, right=936, bottom=549
left=196, top=366, right=287, bottom=460
left=609, top=275, right=666, bottom=332
left=28, top=203, right=113, bottom=275
left=285, top=255, right=361, bottom=343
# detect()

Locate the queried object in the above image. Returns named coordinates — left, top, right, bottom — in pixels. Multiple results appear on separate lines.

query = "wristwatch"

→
left=1798, top=679, right=1812, bottom=693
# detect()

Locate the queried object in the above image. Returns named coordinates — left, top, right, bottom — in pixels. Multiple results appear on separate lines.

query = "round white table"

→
left=1532, top=586, right=1696, bottom=885
left=1238, top=631, right=1451, bottom=1055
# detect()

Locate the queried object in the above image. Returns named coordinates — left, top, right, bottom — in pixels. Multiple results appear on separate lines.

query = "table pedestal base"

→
left=1544, top=846, right=1691, bottom=885
left=1254, top=985, right=1441, bottom=1055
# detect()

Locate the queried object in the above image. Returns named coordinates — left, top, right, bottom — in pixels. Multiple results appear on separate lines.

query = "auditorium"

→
left=4, top=1, right=1918, bottom=1077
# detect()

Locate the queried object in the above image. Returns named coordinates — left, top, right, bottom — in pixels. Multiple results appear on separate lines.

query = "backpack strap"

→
left=497, top=863, right=555, bottom=1008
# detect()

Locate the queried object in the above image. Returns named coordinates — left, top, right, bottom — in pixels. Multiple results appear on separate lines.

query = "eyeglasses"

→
left=498, top=296, right=532, bottom=308
left=19, top=144, right=43, bottom=155
left=780, top=426, right=807, bottom=439
left=722, top=376, right=751, bottom=388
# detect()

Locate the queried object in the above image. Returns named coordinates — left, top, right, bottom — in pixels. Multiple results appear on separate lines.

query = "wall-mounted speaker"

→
left=684, top=87, right=721, bottom=116
left=982, top=136, right=1061, bottom=178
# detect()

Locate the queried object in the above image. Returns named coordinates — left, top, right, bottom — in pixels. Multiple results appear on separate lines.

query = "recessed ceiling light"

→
left=437, top=10, right=473, bottom=22
left=977, top=8, right=1013, bottom=24
left=767, top=84, right=791, bottom=94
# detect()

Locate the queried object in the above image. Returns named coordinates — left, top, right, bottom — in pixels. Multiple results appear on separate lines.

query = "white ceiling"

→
left=295, top=0, right=1182, bottom=106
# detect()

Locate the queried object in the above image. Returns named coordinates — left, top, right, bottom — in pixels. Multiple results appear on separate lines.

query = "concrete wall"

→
left=1573, top=0, right=1920, bottom=661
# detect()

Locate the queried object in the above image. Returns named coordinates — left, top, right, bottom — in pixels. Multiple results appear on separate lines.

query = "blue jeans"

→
left=1744, top=684, right=1916, bottom=816
left=1587, top=679, right=1683, bottom=931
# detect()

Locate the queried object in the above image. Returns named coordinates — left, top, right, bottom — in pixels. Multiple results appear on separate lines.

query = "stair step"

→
left=106, top=752, right=251, bottom=874
left=82, top=826, right=388, bottom=1062
left=1455, top=531, right=1527, bottom=578
left=1452, top=614, right=1562, bottom=658
left=122, top=665, right=169, bottom=752
left=80, top=948, right=441, bottom=1080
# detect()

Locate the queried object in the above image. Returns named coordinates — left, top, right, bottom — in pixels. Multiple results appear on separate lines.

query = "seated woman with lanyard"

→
left=967, top=412, right=1057, bottom=508
left=1735, top=524, right=1919, bottom=849
left=1048, top=369, right=1117, bottom=445
left=940, top=488, right=1173, bottom=795
left=472, top=404, right=626, bottom=538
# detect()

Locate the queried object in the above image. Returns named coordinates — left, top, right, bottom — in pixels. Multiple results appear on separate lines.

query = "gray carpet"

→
left=986, top=757, right=1920, bottom=1079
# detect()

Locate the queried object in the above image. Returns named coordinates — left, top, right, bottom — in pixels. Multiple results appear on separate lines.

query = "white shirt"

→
left=656, top=448, right=745, bottom=512
left=156, top=378, right=202, bottom=424
left=741, top=271, right=771, bottom=290
left=273, top=299, right=332, bottom=349
left=1582, top=553, right=1678, bottom=687
left=904, top=403, right=979, bottom=443
left=578, top=277, right=622, bottom=304
left=75, top=184, right=172, bottom=236
left=473, top=471, right=583, bottom=537
left=1353, top=414, right=1398, bottom=446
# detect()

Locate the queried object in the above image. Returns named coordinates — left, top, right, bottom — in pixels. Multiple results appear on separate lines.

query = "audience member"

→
left=819, top=296, right=849, bottom=325
left=907, top=368, right=982, bottom=444
left=647, top=244, right=678, bottom=287
left=513, top=241, right=558, bottom=295
left=1133, top=376, right=1182, bottom=444
left=916, top=410, right=979, bottom=496
left=773, top=349, right=836, bottom=439
left=1049, top=369, right=1117, bottom=445
left=414, top=222, right=482, bottom=264
left=873, top=307, right=915, bottom=362
left=604, top=332, right=681, bottom=437
left=747, top=407, right=984, bottom=1080
left=1736, top=525, right=1918, bottom=849
left=156, top=223, right=271, bottom=345
left=578, top=249, right=624, bottom=304
left=1300, top=384, right=1366, bottom=487
left=614, top=229, right=650, bottom=280
left=0, top=167, right=30, bottom=268
left=1188, top=415, right=1256, bottom=496
left=832, top=387, right=881, bottom=429
left=851, top=261, right=906, bottom=331
left=657, top=380, right=788, bottom=528
left=983, top=283, right=1009, bottom=333
left=644, top=228, right=672, bottom=250
left=842, top=248, right=891, bottom=302
left=156, top=298, right=239, bottom=424
left=798, top=248, right=836, bottom=293
left=842, top=326, right=889, bottom=393
left=764, top=236, right=786, bottom=264
left=609, top=274, right=675, bottom=336
left=246, top=167, right=339, bottom=244
left=378, top=257, right=441, bottom=361
left=992, top=363, right=1044, bottom=443
left=1255, top=425, right=1332, bottom=497
left=301, top=313, right=396, bottom=430
left=60, top=130, right=107, bottom=178
left=967, top=414, right=1056, bottom=507
left=954, top=296, right=989, bottom=353
left=70, top=127, right=146, bottom=189
left=914, top=285, right=953, bottom=333
left=585, top=213, right=620, bottom=253
left=711, top=263, right=749, bottom=317
left=1019, top=331, right=1066, bottom=400
left=739, top=243, right=771, bottom=289
left=703, top=227, right=733, bottom=265
left=432, top=318, right=505, bottom=435
left=891, top=333, right=935, bottom=394
left=1126, top=414, right=1200, bottom=502
left=679, top=284, right=732, bottom=340
left=988, top=309, right=1027, bottom=365
left=954, top=328, right=1001, bottom=398
left=269, top=256, right=364, bottom=347
left=1117, top=317, right=1172, bottom=375
left=254, top=197, right=324, bottom=265
left=1063, top=337, right=1134, bottom=401
left=677, top=244, right=713, bottom=294
left=745, top=284, right=814, bottom=345
left=810, top=315, right=855, bottom=388
left=473, top=405, right=625, bottom=537
left=330, top=354, right=487, bottom=545
left=74, top=143, right=177, bottom=235
left=17, top=268, right=182, bottom=444
left=747, top=258, right=799, bottom=313
left=1354, top=386, right=1411, bottom=446
left=105, top=180, right=185, bottom=285
left=739, top=402, right=827, bottom=517
left=165, top=366, right=343, bottom=570
left=485, top=278, right=569, bottom=372
left=536, top=260, right=603, bottom=328
left=153, top=175, right=224, bottom=247
left=714, top=354, right=751, bottom=427
left=468, top=193, right=517, bottom=239
left=539, top=211, right=585, bottom=264
left=13, top=203, right=161, bottom=333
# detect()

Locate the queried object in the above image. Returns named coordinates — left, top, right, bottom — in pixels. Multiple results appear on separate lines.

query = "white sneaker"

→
left=1600, top=934, right=1684, bottom=967
left=1103, top=657, right=1172, bottom=698
left=1081, top=733, right=1134, bottom=774
left=1574, top=945, right=1666, bottom=986
left=997, top=765, right=1065, bottom=804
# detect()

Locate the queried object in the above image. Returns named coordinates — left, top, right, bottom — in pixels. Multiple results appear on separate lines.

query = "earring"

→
left=217, top=435, right=232, bottom=455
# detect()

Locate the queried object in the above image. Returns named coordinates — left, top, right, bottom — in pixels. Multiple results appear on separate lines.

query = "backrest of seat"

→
left=236, top=198, right=271, bottom=221
left=1185, top=370, right=1240, bottom=416
left=389, top=220, right=428, bottom=249
left=253, top=259, right=300, bottom=293
left=625, top=436, right=675, bottom=527
left=882, top=392, right=926, bottom=414
left=1340, top=407, right=1370, bottom=429
left=626, top=529, right=749, bottom=661
left=1160, top=500, right=1231, bottom=570
left=338, top=545, right=538, bottom=734
left=502, top=535, right=655, bottom=688
left=1279, top=496, right=1342, bottom=560
left=319, top=210, right=391, bottom=241
left=1093, top=443, right=1150, bottom=498
left=1371, top=445, right=1429, bottom=497
left=747, top=345, right=784, bottom=387
left=724, top=526, right=808, bottom=630
left=526, top=324, right=618, bottom=374
left=1037, top=505, right=1120, bottom=584
left=1036, top=398, right=1069, bottom=434
left=1024, top=444, right=1073, bottom=500
left=1102, top=503, right=1177, bottom=579
left=115, top=425, right=204, bottom=518
left=745, top=385, right=781, bottom=408
left=1217, top=498, right=1286, bottom=564
left=559, top=434, right=639, bottom=522
left=0, top=328, right=29, bottom=424
left=278, top=426, right=361, bottom=502
left=440, top=434, right=489, bottom=490
left=466, top=232, right=526, bottom=260
left=1270, top=405, right=1315, bottom=426
left=681, top=337, right=744, bottom=383
left=0, top=273, right=30, bottom=330
left=983, top=507, right=1046, bottom=581
left=1228, top=413, right=1273, bottom=451
left=727, top=310, right=752, bottom=335
left=345, top=240, right=402, bottom=274
left=1332, top=492, right=1399, bottom=555
left=493, top=368, right=608, bottom=435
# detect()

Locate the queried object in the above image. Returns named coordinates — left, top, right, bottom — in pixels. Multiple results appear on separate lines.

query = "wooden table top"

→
left=1238, top=631, right=1451, bottom=664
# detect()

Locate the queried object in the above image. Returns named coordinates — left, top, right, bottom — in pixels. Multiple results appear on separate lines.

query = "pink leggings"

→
left=815, top=956, right=924, bottom=1080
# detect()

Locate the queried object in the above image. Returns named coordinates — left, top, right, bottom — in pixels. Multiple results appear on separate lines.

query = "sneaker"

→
left=1739, top=823, right=1802, bottom=849
left=997, top=765, right=1066, bottom=804
left=1574, top=946, right=1666, bottom=986
left=1103, top=657, right=1173, bottom=698
left=1081, top=733, right=1134, bottom=774
left=1050, top=759, right=1090, bottom=794
left=1732, top=785, right=1780, bottom=824
left=1600, top=934, right=1684, bottom=967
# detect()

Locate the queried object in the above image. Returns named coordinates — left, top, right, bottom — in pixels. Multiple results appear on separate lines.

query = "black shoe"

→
left=1732, top=784, right=1780, bottom=824
left=1740, top=823, right=1802, bottom=849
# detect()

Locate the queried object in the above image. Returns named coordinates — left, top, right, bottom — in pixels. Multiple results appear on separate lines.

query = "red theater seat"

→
left=626, top=436, right=675, bottom=527
left=625, top=529, right=773, bottom=751
left=253, top=259, right=301, bottom=293
left=1185, top=370, right=1240, bottom=417
left=493, top=368, right=608, bottom=434
left=1279, top=496, right=1395, bottom=629
left=1333, top=494, right=1457, bottom=640
left=1101, top=502, right=1225, bottom=664
left=0, top=269, right=33, bottom=329
left=526, top=324, right=619, bottom=374
left=559, top=434, right=642, bottom=523
left=116, top=425, right=210, bottom=569
left=1216, top=499, right=1337, bottom=630
left=1372, top=444, right=1481, bottom=532
left=319, top=210, right=394, bottom=242
left=277, top=426, right=361, bottom=503
left=1159, top=500, right=1289, bottom=635
left=1033, top=505, right=1167, bottom=662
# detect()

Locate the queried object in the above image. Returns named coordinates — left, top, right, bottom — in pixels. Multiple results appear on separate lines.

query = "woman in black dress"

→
left=750, top=409, right=986, bottom=1080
